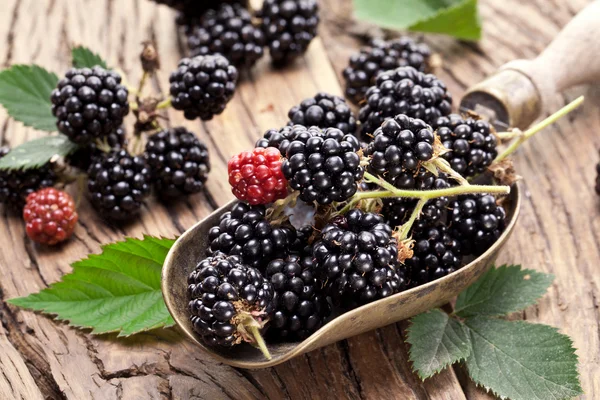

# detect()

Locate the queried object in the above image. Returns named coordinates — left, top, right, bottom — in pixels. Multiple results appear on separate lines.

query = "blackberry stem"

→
left=495, top=96, right=584, bottom=162
left=248, top=325, right=272, bottom=360
left=156, top=98, right=172, bottom=110
left=137, top=71, right=149, bottom=96
left=398, top=198, right=427, bottom=240
left=427, top=158, right=469, bottom=186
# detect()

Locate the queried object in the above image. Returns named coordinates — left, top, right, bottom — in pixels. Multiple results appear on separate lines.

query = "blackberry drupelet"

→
left=281, top=126, right=364, bottom=205
left=67, top=126, right=127, bottom=171
left=259, top=0, right=319, bottom=65
left=186, top=3, right=265, bottom=68
left=0, top=147, right=56, bottom=210
left=404, top=224, right=462, bottom=287
left=343, top=37, right=432, bottom=104
left=169, top=55, right=238, bottom=120
left=50, top=67, right=129, bottom=145
left=87, top=149, right=151, bottom=220
left=358, top=66, right=452, bottom=140
left=145, top=127, right=210, bottom=198
left=311, top=209, right=406, bottom=307
left=208, top=202, right=299, bottom=270
left=287, top=92, right=357, bottom=136
left=449, top=194, right=506, bottom=256
left=188, top=252, right=274, bottom=349
left=433, top=114, right=498, bottom=178
left=265, top=255, right=331, bottom=340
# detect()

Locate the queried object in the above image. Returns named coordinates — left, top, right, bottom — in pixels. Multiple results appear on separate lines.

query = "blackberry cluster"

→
left=358, top=66, right=452, bottom=140
left=311, top=210, right=405, bottom=307
left=343, top=37, right=432, bottom=104
left=87, top=150, right=151, bottom=220
left=0, top=147, right=56, bottom=210
left=265, top=255, right=331, bottom=340
left=145, top=127, right=210, bottom=198
left=287, top=93, right=357, bottom=136
left=208, top=202, right=300, bottom=270
left=188, top=252, right=274, bottom=346
left=449, top=194, right=506, bottom=256
left=67, top=127, right=127, bottom=171
left=281, top=126, right=364, bottom=205
left=186, top=3, right=265, bottom=68
left=169, top=55, right=238, bottom=120
left=51, top=67, right=129, bottom=145
left=433, top=114, right=498, bottom=178
left=259, top=0, right=319, bottom=65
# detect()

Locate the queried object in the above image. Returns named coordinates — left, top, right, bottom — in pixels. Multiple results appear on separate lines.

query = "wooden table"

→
left=0, top=0, right=598, bottom=398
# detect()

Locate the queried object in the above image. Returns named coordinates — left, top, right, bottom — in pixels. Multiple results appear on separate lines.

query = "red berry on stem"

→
left=228, top=147, right=288, bottom=205
left=23, top=188, right=78, bottom=245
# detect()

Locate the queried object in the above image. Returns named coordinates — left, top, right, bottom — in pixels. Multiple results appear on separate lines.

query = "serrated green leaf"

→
left=454, top=265, right=554, bottom=318
left=0, top=135, right=79, bottom=170
left=8, top=236, right=176, bottom=337
left=406, top=309, right=471, bottom=379
left=0, top=65, right=58, bottom=131
left=465, top=317, right=582, bottom=400
left=72, top=46, right=108, bottom=69
left=353, top=0, right=481, bottom=41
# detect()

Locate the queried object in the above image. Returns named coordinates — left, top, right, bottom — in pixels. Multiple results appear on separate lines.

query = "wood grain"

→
left=0, top=0, right=598, bottom=399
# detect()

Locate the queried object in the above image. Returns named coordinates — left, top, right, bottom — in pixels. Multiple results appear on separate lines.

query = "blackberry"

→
left=145, top=127, right=210, bottom=198
left=67, top=126, right=127, bottom=171
left=449, top=194, right=506, bottom=256
left=0, top=147, right=56, bottom=210
left=255, top=125, right=312, bottom=156
left=188, top=252, right=274, bottom=353
left=186, top=3, right=265, bottom=68
left=265, top=255, right=331, bottom=340
left=343, top=38, right=432, bottom=104
left=208, top=202, right=299, bottom=270
left=87, top=149, right=151, bottom=220
left=50, top=66, right=129, bottom=145
left=433, top=114, right=498, bottom=178
left=151, top=0, right=247, bottom=16
left=169, top=55, right=238, bottom=120
left=259, top=0, right=319, bottom=65
left=281, top=126, right=364, bottom=205
left=287, top=92, right=357, bottom=136
left=358, top=66, right=452, bottom=140
left=311, top=209, right=406, bottom=307
left=596, top=151, right=600, bottom=195
left=405, top=224, right=462, bottom=287
left=23, top=188, right=78, bottom=245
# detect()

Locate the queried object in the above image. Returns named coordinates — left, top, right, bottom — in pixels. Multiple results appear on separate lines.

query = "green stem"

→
left=429, top=158, right=469, bottom=186
left=495, top=96, right=584, bottom=162
left=248, top=325, right=271, bottom=360
left=137, top=71, right=149, bottom=96
left=156, top=97, right=172, bottom=110
left=398, top=198, right=427, bottom=240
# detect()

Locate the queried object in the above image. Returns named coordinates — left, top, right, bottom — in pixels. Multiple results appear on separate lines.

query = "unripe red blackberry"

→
left=50, top=67, right=129, bottom=145
left=259, top=0, right=319, bottom=65
left=145, top=127, right=210, bottom=198
left=169, top=55, right=238, bottom=120
left=23, top=188, right=78, bottom=245
left=358, top=66, right=452, bottom=140
left=343, top=38, right=432, bottom=104
left=287, top=92, right=357, bottom=136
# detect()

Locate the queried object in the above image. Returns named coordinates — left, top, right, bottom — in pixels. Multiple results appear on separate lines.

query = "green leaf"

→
left=406, top=309, right=471, bottom=379
left=8, top=236, right=176, bottom=337
left=72, top=46, right=108, bottom=69
left=353, top=0, right=482, bottom=41
left=0, top=65, right=58, bottom=131
left=465, top=317, right=582, bottom=400
left=0, top=135, right=79, bottom=170
left=454, top=265, right=554, bottom=318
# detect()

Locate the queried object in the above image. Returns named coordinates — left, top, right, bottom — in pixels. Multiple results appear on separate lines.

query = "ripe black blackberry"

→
left=151, top=0, right=248, bottom=16
left=258, top=0, right=319, bottom=65
left=87, top=149, right=151, bottom=220
left=281, top=126, right=364, bottom=205
left=67, top=127, right=127, bottom=171
left=169, top=55, right=238, bottom=120
left=311, top=209, right=406, bottom=307
left=287, top=92, right=357, bottom=136
left=0, top=147, right=56, bottom=210
left=596, top=150, right=600, bottom=195
left=255, top=125, right=312, bottom=156
left=186, top=3, right=265, bottom=68
left=145, top=127, right=210, bottom=198
left=188, top=252, right=274, bottom=352
left=208, top=202, right=299, bottom=270
left=50, top=66, right=129, bottom=145
left=343, top=37, right=432, bottom=104
left=404, top=224, right=462, bottom=287
left=265, top=255, right=331, bottom=340
left=433, top=114, right=498, bottom=178
left=358, top=66, right=452, bottom=140
left=449, top=194, right=506, bottom=256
